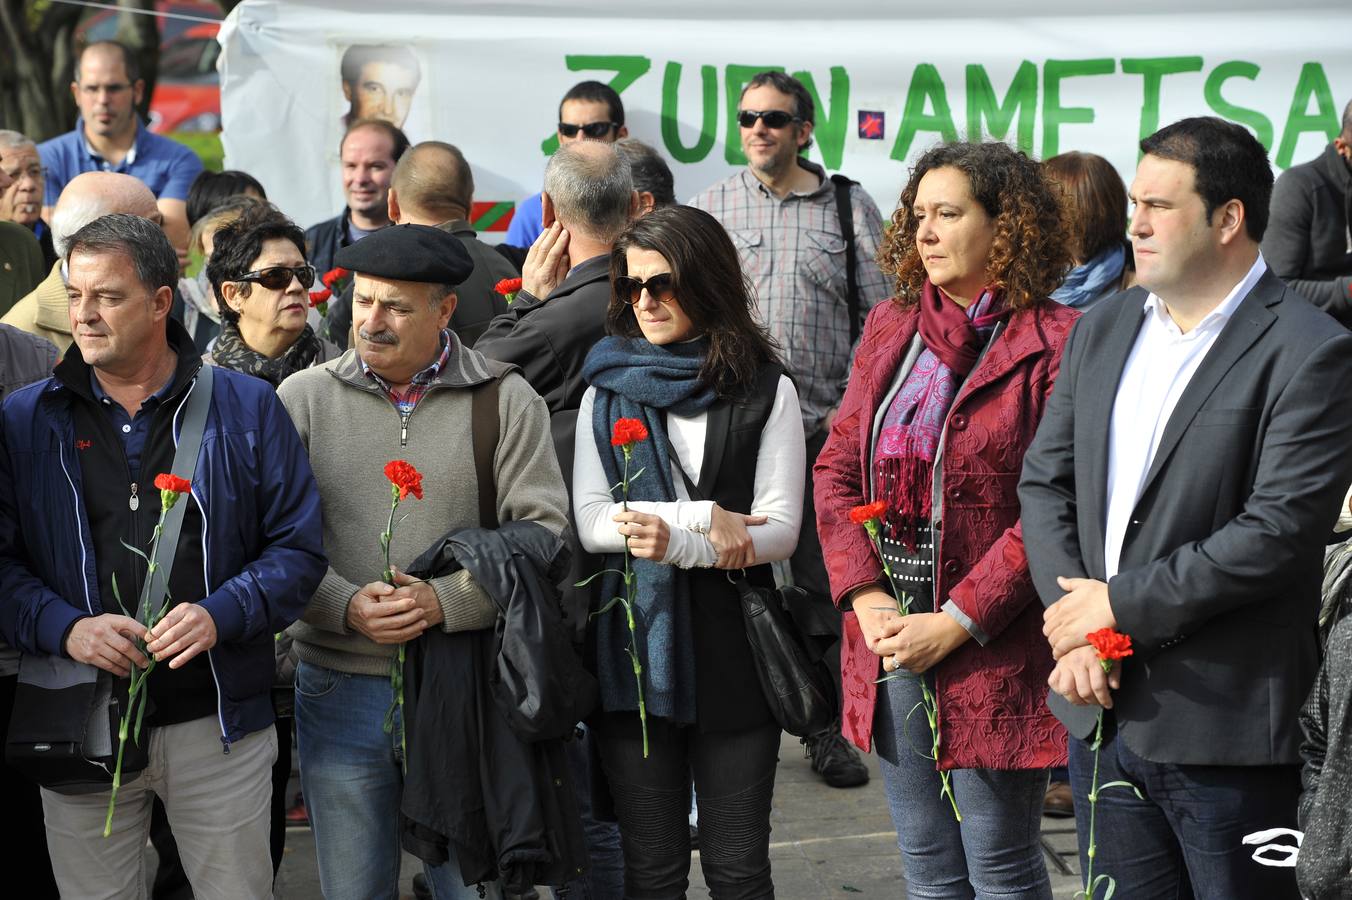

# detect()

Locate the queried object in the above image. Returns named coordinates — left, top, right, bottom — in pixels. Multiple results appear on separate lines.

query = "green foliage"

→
left=168, top=130, right=224, bottom=172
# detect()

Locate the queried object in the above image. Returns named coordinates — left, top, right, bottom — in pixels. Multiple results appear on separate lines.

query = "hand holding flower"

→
left=64, top=615, right=149, bottom=678
left=875, top=611, right=970, bottom=674
left=1044, top=576, right=1115, bottom=659
left=851, top=589, right=902, bottom=651
left=146, top=603, right=217, bottom=668
left=390, top=569, right=444, bottom=628
left=613, top=510, right=670, bottom=561
left=346, top=581, right=422, bottom=644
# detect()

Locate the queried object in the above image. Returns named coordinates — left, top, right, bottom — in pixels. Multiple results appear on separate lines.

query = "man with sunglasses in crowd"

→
left=691, top=70, right=890, bottom=790
left=504, top=81, right=629, bottom=250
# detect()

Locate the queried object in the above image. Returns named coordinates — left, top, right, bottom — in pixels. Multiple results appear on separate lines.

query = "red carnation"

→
left=154, top=473, right=191, bottom=495
left=1086, top=628, right=1133, bottom=662
left=309, top=289, right=332, bottom=307
left=384, top=460, right=424, bottom=502
left=848, top=500, right=888, bottom=525
left=494, top=277, right=523, bottom=296
left=610, top=418, right=650, bottom=448
left=321, top=267, right=350, bottom=289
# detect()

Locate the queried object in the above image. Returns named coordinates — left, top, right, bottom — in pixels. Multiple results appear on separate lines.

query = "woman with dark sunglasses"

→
left=814, top=141, right=1078, bottom=899
left=205, top=204, right=340, bottom=386
left=572, top=204, right=803, bottom=898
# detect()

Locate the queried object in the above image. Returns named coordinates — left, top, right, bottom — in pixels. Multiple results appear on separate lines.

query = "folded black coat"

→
left=400, top=521, right=593, bottom=895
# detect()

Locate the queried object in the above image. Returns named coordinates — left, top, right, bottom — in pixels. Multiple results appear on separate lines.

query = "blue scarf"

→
left=582, top=336, right=716, bottom=724
left=1050, top=244, right=1126, bottom=309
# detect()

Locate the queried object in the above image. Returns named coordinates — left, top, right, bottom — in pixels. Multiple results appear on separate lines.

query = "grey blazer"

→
left=1019, top=268, right=1352, bottom=766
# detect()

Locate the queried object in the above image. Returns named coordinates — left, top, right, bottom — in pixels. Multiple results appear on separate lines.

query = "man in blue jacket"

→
left=0, top=213, right=325, bottom=899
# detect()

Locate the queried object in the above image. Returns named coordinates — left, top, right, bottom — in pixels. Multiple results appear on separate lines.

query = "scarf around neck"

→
left=210, top=322, right=322, bottom=388
left=874, top=281, right=1003, bottom=542
left=582, top=335, right=716, bottom=724
left=1050, top=243, right=1126, bottom=309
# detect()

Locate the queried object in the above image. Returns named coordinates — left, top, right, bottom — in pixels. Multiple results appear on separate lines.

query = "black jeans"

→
left=594, top=715, right=780, bottom=900
left=0, top=673, right=59, bottom=899
left=1068, top=714, right=1302, bottom=900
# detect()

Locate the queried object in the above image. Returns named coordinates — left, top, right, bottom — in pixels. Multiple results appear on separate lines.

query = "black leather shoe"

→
left=802, top=725, right=869, bottom=788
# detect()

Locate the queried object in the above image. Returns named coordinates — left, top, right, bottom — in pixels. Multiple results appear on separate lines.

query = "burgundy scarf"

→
left=874, top=280, right=1004, bottom=543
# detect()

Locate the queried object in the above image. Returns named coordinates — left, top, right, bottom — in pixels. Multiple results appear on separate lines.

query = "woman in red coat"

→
left=814, top=141, right=1076, bottom=898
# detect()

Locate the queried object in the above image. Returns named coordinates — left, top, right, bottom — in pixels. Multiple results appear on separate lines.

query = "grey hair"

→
left=427, top=282, right=456, bottom=309
left=66, top=214, right=178, bottom=295
left=615, top=139, right=675, bottom=207
left=0, top=130, right=35, bottom=151
left=52, top=191, right=115, bottom=258
left=542, top=144, right=633, bottom=243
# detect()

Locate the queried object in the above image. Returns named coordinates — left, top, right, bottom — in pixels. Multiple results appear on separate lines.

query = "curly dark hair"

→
left=879, top=141, right=1072, bottom=310
left=205, top=203, right=307, bottom=327
left=607, top=205, right=781, bottom=400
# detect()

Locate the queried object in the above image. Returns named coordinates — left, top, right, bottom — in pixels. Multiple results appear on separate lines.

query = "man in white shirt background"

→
left=1019, top=116, right=1352, bottom=900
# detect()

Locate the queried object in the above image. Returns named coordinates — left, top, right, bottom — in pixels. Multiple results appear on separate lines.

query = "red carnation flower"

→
left=494, top=277, right=523, bottom=296
left=321, top=267, right=350, bottom=289
left=1086, top=628, right=1133, bottom=662
left=848, top=500, right=888, bottom=525
left=309, top=289, right=332, bottom=307
left=610, top=418, right=650, bottom=448
left=384, top=460, right=424, bottom=502
left=154, top=473, right=192, bottom=495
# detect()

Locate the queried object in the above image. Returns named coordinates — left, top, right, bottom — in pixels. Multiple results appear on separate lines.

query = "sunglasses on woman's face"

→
left=615, top=273, right=676, bottom=305
left=236, top=264, right=316, bottom=291
left=557, top=121, right=620, bottom=139
left=737, top=109, right=801, bottom=129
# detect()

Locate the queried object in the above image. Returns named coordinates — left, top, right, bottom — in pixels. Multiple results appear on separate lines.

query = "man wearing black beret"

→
left=276, top=223, right=571, bottom=899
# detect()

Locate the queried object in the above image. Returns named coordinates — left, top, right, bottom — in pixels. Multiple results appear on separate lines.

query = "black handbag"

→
left=5, top=366, right=214, bottom=793
left=673, top=463, right=834, bottom=737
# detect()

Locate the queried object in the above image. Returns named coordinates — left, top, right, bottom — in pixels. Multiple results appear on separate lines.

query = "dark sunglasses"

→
left=558, top=121, right=620, bottom=139
left=615, top=273, right=676, bottom=305
left=236, top=264, right=316, bottom=291
left=737, top=109, right=802, bottom=129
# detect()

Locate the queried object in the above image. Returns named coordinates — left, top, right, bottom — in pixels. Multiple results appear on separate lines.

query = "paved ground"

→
left=256, top=732, right=1084, bottom=899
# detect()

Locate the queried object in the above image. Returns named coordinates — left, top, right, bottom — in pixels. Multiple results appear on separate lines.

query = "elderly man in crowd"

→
left=0, top=130, right=55, bottom=271
left=2, top=171, right=162, bottom=352
left=38, top=41, right=202, bottom=256
left=305, top=119, right=409, bottom=276
left=0, top=213, right=325, bottom=899
left=278, top=223, right=569, bottom=900
left=0, top=146, right=43, bottom=319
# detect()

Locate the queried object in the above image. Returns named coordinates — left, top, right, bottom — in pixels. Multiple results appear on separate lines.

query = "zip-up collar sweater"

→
left=276, top=338, right=571, bottom=676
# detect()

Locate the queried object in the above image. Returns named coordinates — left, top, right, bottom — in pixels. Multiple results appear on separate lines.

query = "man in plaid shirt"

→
left=690, top=70, right=890, bottom=789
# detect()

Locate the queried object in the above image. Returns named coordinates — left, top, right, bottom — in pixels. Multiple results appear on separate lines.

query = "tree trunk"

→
left=113, top=0, right=160, bottom=123
left=0, top=0, right=83, bottom=141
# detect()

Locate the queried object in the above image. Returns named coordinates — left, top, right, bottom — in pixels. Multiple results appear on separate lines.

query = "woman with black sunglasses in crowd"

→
left=572, top=204, right=803, bottom=898
left=205, top=204, right=340, bottom=386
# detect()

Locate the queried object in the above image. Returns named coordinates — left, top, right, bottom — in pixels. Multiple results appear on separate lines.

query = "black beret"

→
left=334, top=223, right=474, bottom=284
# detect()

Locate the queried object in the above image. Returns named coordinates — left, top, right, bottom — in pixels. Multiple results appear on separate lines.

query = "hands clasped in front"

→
left=66, top=605, right=220, bottom=677
left=851, top=589, right=969, bottom=676
left=346, top=570, right=445, bottom=644
left=613, top=503, right=766, bottom=569
left=1044, top=575, right=1119, bottom=705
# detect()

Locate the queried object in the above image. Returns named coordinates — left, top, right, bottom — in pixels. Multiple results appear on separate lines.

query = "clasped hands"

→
left=1044, top=575, right=1121, bottom=707
left=346, top=570, right=444, bottom=644
left=65, top=604, right=219, bottom=677
left=612, top=503, right=766, bottom=569
left=851, top=589, right=969, bottom=675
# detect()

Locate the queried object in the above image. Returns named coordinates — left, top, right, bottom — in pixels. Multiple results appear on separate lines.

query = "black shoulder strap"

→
left=144, top=365, right=213, bottom=607
left=471, top=377, right=500, bottom=529
left=830, top=174, right=861, bottom=344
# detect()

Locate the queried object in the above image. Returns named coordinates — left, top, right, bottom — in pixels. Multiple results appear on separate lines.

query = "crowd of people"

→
left=1, top=34, right=1351, bottom=900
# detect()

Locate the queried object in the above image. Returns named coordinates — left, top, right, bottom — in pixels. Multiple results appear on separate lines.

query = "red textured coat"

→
left=815, top=297, right=1077, bottom=770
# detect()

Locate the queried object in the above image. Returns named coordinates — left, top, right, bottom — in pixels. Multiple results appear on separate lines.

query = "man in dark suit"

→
left=1019, top=116, right=1352, bottom=900
left=474, top=139, right=636, bottom=900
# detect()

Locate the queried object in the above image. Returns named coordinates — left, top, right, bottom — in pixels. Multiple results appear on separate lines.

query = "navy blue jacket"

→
left=0, top=333, right=326, bottom=745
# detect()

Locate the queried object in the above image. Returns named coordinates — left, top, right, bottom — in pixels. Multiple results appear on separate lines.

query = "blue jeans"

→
left=874, top=670, right=1052, bottom=900
left=1067, top=714, right=1301, bottom=900
left=555, top=723, right=625, bottom=900
left=295, top=661, right=501, bottom=900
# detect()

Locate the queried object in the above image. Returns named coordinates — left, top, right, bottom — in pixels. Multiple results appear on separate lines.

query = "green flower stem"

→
left=619, top=446, right=649, bottom=758
left=1083, top=661, right=1111, bottom=899
left=866, top=520, right=960, bottom=822
left=381, top=490, right=407, bottom=770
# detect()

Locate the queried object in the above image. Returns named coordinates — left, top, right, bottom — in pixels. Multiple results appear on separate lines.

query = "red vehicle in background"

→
left=76, top=1, right=222, bottom=134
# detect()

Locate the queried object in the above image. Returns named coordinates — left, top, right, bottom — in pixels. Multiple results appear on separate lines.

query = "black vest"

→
left=62, top=343, right=217, bottom=727
left=687, top=363, right=785, bottom=733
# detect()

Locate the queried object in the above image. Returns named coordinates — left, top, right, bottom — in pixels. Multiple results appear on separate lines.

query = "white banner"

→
left=218, top=0, right=1352, bottom=238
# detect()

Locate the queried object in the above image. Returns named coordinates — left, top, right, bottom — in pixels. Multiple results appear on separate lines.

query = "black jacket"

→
left=303, top=208, right=354, bottom=279
left=400, top=521, right=590, bottom=895
left=0, top=323, right=56, bottom=401
left=1020, top=271, right=1352, bottom=765
left=1264, top=143, right=1352, bottom=323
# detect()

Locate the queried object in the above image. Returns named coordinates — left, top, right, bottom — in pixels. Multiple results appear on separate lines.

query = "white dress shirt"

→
left=1104, top=254, right=1268, bottom=578
left=573, top=376, right=805, bottom=568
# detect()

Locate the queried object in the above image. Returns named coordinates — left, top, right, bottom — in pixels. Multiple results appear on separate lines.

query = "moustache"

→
left=359, top=328, right=399, bottom=346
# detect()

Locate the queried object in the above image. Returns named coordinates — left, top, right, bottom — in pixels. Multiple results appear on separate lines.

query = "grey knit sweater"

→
left=277, top=343, right=569, bottom=676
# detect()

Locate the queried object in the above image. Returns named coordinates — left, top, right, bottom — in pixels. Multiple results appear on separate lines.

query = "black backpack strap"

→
left=830, top=174, right=861, bottom=344
left=471, top=377, right=501, bottom=529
